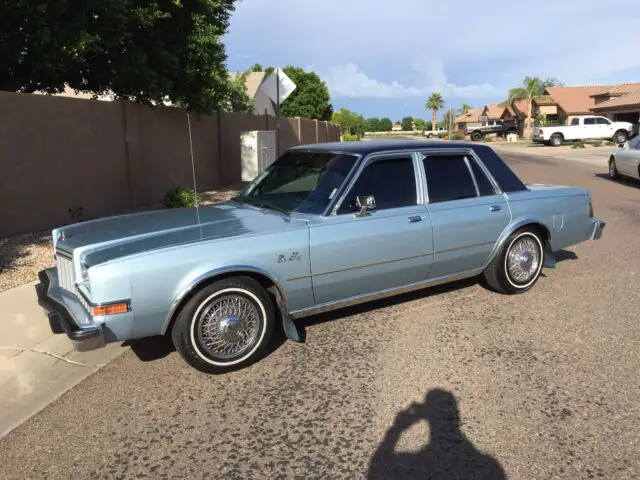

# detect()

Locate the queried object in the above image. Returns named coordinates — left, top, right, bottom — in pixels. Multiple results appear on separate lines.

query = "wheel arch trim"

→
left=160, top=265, right=290, bottom=336
left=483, top=216, right=552, bottom=270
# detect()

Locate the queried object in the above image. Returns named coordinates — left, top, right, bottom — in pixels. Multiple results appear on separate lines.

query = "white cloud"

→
left=319, top=63, right=503, bottom=100
left=225, top=0, right=640, bottom=109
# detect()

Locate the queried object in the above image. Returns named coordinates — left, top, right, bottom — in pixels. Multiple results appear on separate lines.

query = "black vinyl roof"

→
left=288, top=139, right=528, bottom=192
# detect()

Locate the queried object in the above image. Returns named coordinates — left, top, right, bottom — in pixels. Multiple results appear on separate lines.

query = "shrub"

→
left=571, top=141, right=585, bottom=149
left=342, top=134, right=360, bottom=141
left=450, top=132, right=465, bottom=140
left=164, top=187, right=199, bottom=208
left=591, top=141, right=603, bottom=147
left=438, top=132, right=448, bottom=139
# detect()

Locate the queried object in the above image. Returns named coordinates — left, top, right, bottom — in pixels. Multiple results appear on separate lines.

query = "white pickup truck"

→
left=531, top=115, right=633, bottom=147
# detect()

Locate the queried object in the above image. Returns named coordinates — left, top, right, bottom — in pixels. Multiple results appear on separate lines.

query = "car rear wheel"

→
left=471, top=131, right=482, bottom=141
left=171, top=276, right=275, bottom=374
left=482, top=227, right=544, bottom=294
left=609, top=156, right=619, bottom=179
left=549, top=133, right=563, bottom=147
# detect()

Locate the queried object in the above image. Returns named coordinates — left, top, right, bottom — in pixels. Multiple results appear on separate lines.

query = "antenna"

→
left=186, top=112, right=202, bottom=228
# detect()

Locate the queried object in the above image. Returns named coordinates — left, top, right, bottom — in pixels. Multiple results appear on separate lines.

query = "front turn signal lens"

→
left=92, top=302, right=129, bottom=317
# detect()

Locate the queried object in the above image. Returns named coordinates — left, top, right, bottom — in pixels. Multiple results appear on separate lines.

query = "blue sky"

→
left=223, top=0, right=640, bottom=121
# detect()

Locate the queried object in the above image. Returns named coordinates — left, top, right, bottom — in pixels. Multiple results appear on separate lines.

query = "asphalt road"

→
left=1, top=152, right=639, bottom=480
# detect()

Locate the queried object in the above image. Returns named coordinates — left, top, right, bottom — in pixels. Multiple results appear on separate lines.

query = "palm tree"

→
left=426, top=92, right=445, bottom=135
left=458, top=103, right=473, bottom=115
left=508, top=76, right=546, bottom=139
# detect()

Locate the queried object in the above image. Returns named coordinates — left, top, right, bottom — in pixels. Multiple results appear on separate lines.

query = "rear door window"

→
left=423, top=155, right=477, bottom=203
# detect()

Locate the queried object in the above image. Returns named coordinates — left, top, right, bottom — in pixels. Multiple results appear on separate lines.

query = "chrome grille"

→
left=56, top=253, right=75, bottom=292
left=56, top=252, right=91, bottom=317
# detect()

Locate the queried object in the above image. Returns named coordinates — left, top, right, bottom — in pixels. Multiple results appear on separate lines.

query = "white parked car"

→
left=531, top=115, right=633, bottom=147
left=609, top=135, right=640, bottom=181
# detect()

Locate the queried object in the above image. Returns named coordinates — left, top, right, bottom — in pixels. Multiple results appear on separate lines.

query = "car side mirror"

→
left=619, top=143, right=626, bottom=149
left=355, top=195, right=376, bottom=217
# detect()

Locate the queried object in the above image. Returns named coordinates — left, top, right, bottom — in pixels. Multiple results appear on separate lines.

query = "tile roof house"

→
left=544, top=85, right=610, bottom=118
left=454, top=108, right=484, bottom=131
left=482, top=103, right=508, bottom=120
left=590, top=83, right=640, bottom=126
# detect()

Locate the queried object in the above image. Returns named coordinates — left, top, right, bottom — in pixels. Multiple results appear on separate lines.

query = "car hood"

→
left=54, top=201, right=308, bottom=266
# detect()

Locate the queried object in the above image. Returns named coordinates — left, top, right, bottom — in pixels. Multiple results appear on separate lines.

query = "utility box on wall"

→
left=240, top=130, right=277, bottom=182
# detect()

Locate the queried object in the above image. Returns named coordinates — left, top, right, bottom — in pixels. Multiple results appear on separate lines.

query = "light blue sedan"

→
left=36, top=140, right=606, bottom=373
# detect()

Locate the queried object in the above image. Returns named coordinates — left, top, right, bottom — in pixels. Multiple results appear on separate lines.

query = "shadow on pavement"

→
left=367, top=389, right=507, bottom=480
left=593, top=173, right=640, bottom=189
left=554, top=249, right=578, bottom=263
left=126, top=336, right=174, bottom=362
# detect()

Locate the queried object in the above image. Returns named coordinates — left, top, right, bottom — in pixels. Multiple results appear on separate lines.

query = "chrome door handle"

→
left=408, top=215, right=424, bottom=223
left=489, top=205, right=501, bottom=212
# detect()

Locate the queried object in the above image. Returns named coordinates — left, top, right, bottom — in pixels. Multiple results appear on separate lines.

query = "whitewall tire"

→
left=171, top=276, right=275, bottom=374
left=483, top=227, right=545, bottom=294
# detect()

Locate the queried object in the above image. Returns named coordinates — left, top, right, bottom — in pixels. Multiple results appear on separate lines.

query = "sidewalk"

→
left=491, top=142, right=615, bottom=168
left=0, top=282, right=126, bottom=438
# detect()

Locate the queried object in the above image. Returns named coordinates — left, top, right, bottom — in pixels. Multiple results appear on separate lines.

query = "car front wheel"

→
left=482, top=227, right=544, bottom=294
left=171, top=276, right=275, bottom=374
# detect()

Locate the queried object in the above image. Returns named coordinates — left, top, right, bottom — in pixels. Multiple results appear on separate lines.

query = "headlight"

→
left=80, top=260, right=89, bottom=282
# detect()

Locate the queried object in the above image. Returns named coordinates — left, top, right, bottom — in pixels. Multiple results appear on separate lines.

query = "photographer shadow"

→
left=367, top=389, right=507, bottom=480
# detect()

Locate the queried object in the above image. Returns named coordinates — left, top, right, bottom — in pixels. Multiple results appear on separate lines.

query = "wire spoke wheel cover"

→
left=193, top=290, right=262, bottom=361
left=505, top=233, right=542, bottom=287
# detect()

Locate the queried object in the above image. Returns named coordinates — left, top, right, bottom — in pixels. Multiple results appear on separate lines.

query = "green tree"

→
left=278, top=66, right=332, bottom=120
left=224, top=71, right=255, bottom=113
left=426, top=93, right=445, bottom=134
left=0, top=0, right=237, bottom=113
left=366, top=117, right=382, bottom=132
left=332, top=107, right=366, bottom=137
left=413, top=118, right=426, bottom=132
left=401, top=116, right=414, bottom=131
left=379, top=118, right=393, bottom=131
left=250, top=63, right=274, bottom=75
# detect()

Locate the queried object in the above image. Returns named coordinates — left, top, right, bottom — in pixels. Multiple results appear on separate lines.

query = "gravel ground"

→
left=1, top=154, right=638, bottom=479
left=0, top=187, right=241, bottom=293
left=0, top=231, right=53, bottom=292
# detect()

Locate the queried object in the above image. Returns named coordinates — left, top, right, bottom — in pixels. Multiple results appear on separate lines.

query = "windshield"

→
left=236, top=150, right=359, bottom=214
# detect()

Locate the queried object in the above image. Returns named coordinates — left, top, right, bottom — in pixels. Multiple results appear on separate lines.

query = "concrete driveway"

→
left=0, top=282, right=126, bottom=437
left=1, top=152, right=638, bottom=479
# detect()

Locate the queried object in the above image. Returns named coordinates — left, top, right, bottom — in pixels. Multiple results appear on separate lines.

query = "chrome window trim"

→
left=412, top=151, right=429, bottom=204
left=330, top=150, right=420, bottom=216
left=417, top=148, right=504, bottom=204
left=320, top=152, right=363, bottom=216
left=463, top=156, right=480, bottom=197
left=466, top=149, right=503, bottom=195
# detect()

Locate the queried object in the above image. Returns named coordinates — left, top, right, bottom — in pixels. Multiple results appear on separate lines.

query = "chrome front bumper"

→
left=591, top=219, right=606, bottom=240
left=35, top=268, right=106, bottom=352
